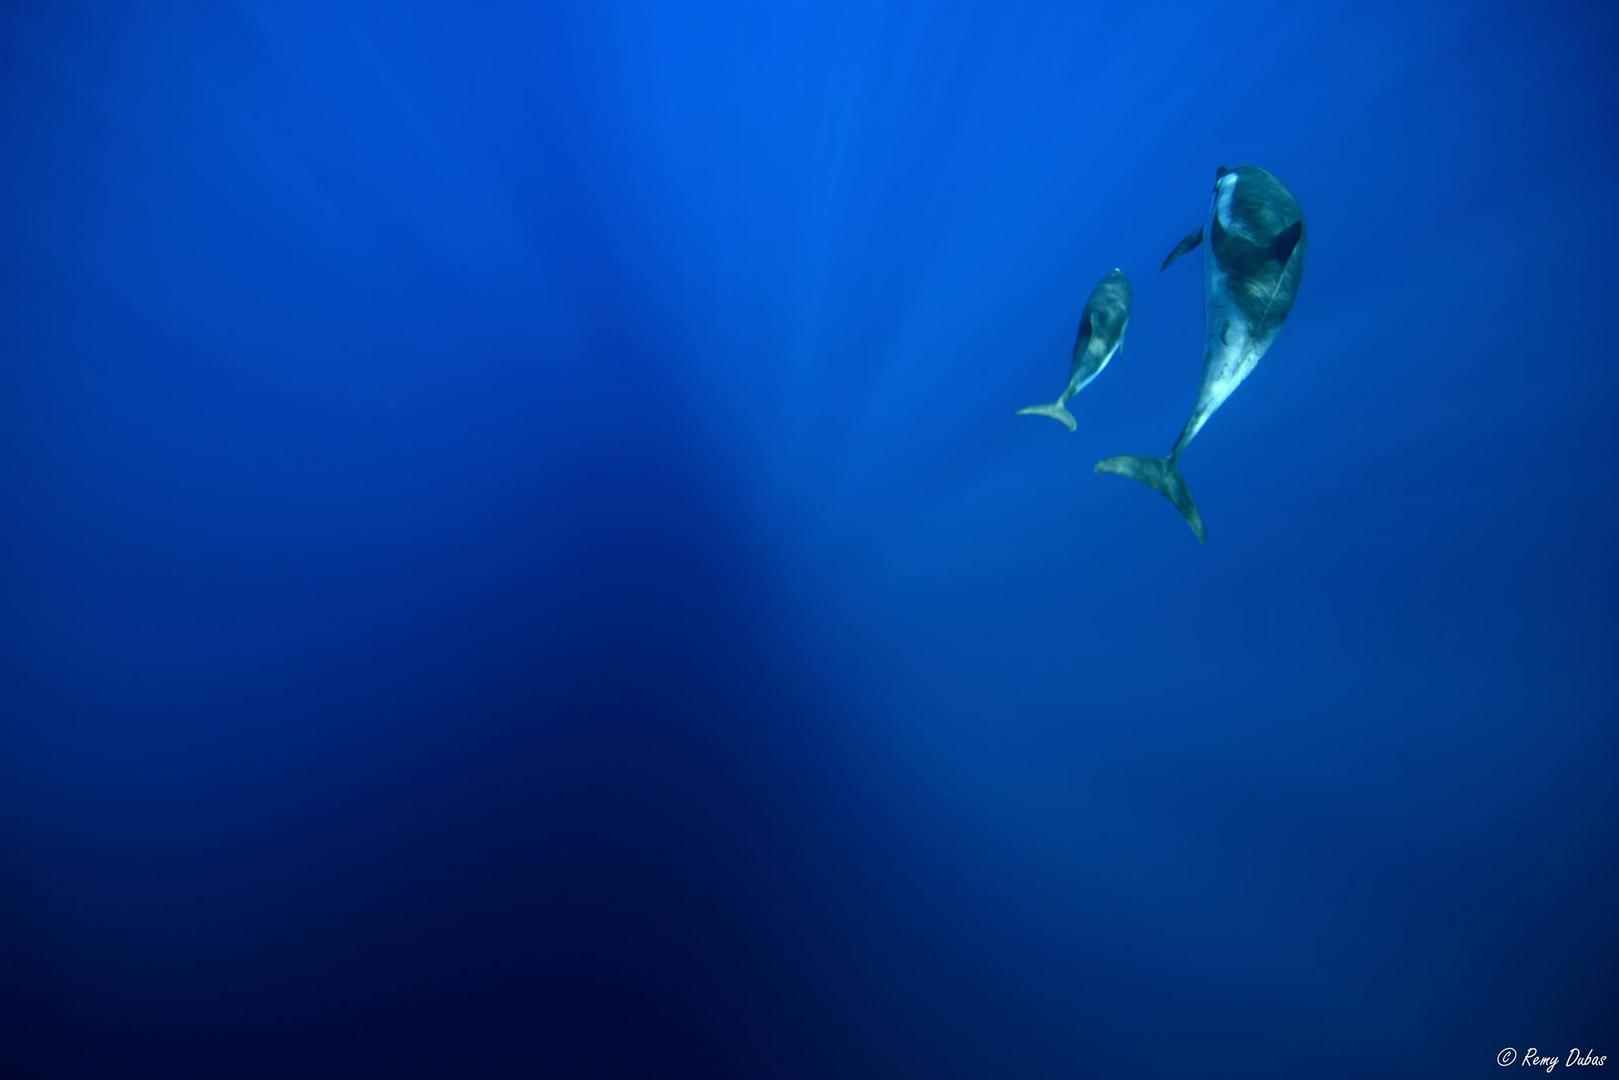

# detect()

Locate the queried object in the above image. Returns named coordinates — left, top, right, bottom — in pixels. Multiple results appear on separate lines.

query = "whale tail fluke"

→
left=1094, top=454, right=1207, bottom=543
left=1016, top=401, right=1077, bottom=432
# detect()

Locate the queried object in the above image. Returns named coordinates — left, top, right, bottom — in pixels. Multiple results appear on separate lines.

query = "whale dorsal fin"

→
left=1160, top=227, right=1203, bottom=271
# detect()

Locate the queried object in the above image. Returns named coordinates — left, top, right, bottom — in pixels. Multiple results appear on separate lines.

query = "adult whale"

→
left=1016, top=268, right=1133, bottom=431
left=1096, top=165, right=1306, bottom=542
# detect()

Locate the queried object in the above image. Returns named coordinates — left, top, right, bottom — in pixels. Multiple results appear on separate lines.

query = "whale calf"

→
left=1096, top=165, right=1305, bottom=542
left=1017, top=268, right=1132, bottom=431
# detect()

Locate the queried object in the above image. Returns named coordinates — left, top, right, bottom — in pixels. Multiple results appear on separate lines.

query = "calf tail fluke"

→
left=1094, top=454, right=1207, bottom=543
left=1016, top=401, right=1077, bottom=432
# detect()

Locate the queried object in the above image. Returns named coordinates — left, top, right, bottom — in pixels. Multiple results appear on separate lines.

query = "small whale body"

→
left=1017, top=268, right=1132, bottom=432
left=1096, top=165, right=1306, bottom=542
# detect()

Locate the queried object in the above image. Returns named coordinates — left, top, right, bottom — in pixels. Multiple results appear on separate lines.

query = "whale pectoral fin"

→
left=1270, top=220, right=1303, bottom=265
left=1251, top=220, right=1306, bottom=329
left=1071, top=310, right=1093, bottom=355
left=1160, top=228, right=1203, bottom=271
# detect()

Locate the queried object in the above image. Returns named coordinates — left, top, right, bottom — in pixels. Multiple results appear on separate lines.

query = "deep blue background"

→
left=5, top=3, right=1617, bottom=1077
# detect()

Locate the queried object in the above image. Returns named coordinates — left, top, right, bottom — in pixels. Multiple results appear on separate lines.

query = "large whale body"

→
left=1016, top=268, right=1132, bottom=432
left=1096, top=165, right=1306, bottom=542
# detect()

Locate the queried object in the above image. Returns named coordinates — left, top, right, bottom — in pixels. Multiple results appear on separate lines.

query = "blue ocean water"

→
left=5, top=3, right=1617, bottom=1076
